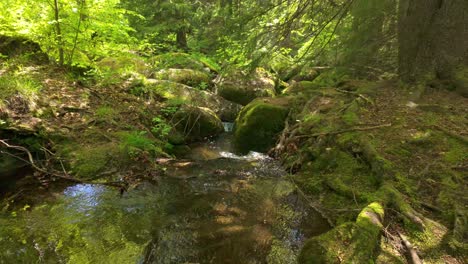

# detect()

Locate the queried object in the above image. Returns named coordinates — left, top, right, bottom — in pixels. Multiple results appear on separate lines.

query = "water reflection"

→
left=0, top=134, right=330, bottom=263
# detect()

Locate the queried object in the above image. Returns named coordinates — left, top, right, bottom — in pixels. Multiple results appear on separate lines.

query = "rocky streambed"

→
left=0, top=130, right=330, bottom=263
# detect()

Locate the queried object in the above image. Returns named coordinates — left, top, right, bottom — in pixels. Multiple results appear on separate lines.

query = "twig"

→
left=335, top=88, right=373, bottom=105
left=0, top=139, right=124, bottom=188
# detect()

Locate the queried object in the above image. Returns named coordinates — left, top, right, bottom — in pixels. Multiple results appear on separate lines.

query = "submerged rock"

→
left=233, top=97, right=290, bottom=154
left=216, top=68, right=276, bottom=105
left=144, top=80, right=242, bottom=121
left=152, top=68, right=212, bottom=88
left=172, top=106, right=224, bottom=142
left=299, top=202, right=385, bottom=264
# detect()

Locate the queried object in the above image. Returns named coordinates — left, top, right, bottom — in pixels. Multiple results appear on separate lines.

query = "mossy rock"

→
left=142, top=80, right=242, bottom=121
left=152, top=68, right=212, bottom=88
left=299, top=202, right=384, bottom=264
left=96, top=55, right=148, bottom=76
left=148, top=53, right=206, bottom=72
left=172, top=106, right=224, bottom=142
left=217, top=68, right=276, bottom=105
left=68, top=143, right=123, bottom=179
left=233, top=97, right=290, bottom=154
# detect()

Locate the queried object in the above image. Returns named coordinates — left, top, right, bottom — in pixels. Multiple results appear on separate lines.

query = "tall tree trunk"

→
left=54, top=0, right=64, bottom=66
left=398, top=0, right=468, bottom=82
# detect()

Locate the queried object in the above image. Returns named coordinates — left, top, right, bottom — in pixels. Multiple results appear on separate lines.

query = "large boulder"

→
left=299, top=202, right=385, bottom=264
left=152, top=68, right=212, bottom=88
left=233, top=97, right=290, bottom=154
left=144, top=80, right=242, bottom=122
left=172, top=106, right=224, bottom=142
left=216, top=68, right=276, bottom=105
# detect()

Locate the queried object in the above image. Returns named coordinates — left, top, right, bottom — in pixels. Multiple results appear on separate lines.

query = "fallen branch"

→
left=0, top=139, right=125, bottom=188
left=296, top=123, right=392, bottom=139
left=398, top=232, right=423, bottom=264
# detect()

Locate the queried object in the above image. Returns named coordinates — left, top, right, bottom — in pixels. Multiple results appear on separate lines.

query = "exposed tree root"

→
left=382, top=185, right=426, bottom=231
left=323, top=176, right=367, bottom=204
left=398, top=232, right=423, bottom=264
left=431, top=125, right=468, bottom=145
left=296, top=123, right=392, bottom=139
left=287, top=175, right=335, bottom=227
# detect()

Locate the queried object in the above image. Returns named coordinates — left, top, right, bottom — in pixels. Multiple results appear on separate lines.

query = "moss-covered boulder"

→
left=96, top=55, right=148, bottom=76
left=152, top=68, right=212, bottom=88
left=172, top=106, right=224, bottom=142
left=233, top=98, right=290, bottom=154
left=299, top=202, right=385, bottom=264
left=142, top=80, right=242, bottom=121
left=216, top=68, right=276, bottom=105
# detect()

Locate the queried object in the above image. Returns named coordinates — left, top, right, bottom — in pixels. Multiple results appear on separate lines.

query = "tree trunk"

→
left=398, top=0, right=468, bottom=82
left=54, top=0, right=64, bottom=66
left=176, top=29, right=188, bottom=50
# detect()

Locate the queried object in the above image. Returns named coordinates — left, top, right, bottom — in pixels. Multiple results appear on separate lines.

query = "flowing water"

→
left=0, top=128, right=330, bottom=264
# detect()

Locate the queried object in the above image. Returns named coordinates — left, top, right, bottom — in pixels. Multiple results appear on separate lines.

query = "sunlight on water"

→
left=219, top=150, right=271, bottom=160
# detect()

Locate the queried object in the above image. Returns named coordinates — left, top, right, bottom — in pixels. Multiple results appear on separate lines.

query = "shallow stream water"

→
left=0, top=128, right=330, bottom=263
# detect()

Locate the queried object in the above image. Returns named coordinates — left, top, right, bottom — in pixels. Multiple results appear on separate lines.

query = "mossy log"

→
left=299, top=202, right=385, bottom=264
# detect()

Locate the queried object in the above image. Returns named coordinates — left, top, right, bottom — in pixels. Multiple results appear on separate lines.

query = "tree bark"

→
left=398, top=0, right=468, bottom=82
left=54, top=0, right=64, bottom=66
left=176, top=29, right=188, bottom=50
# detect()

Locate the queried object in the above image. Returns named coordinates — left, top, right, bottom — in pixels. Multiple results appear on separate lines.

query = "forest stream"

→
left=0, top=125, right=330, bottom=263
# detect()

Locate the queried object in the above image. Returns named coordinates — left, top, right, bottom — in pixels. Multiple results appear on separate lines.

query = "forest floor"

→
left=1, top=49, right=467, bottom=263
left=276, top=79, right=467, bottom=263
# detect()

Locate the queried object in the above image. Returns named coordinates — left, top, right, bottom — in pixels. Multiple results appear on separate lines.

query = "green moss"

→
left=233, top=98, right=289, bottom=153
left=342, top=101, right=360, bottom=125
left=217, top=68, right=276, bottom=105
left=95, top=106, right=118, bottom=122
left=444, top=137, right=467, bottom=164
left=0, top=73, right=41, bottom=101
left=282, top=81, right=320, bottom=95
left=116, top=131, right=164, bottom=157
left=299, top=203, right=384, bottom=264
left=70, top=143, right=121, bottom=179
left=149, top=53, right=206, bottom=72
left=452, top=66, right=468, bottom=97
left=172, top=106, right=224, bottom=142
left=152, top=68, right=211, bottom=88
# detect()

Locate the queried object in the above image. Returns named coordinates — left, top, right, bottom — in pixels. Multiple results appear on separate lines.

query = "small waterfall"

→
left=222, top=122, right=234, bottom=132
